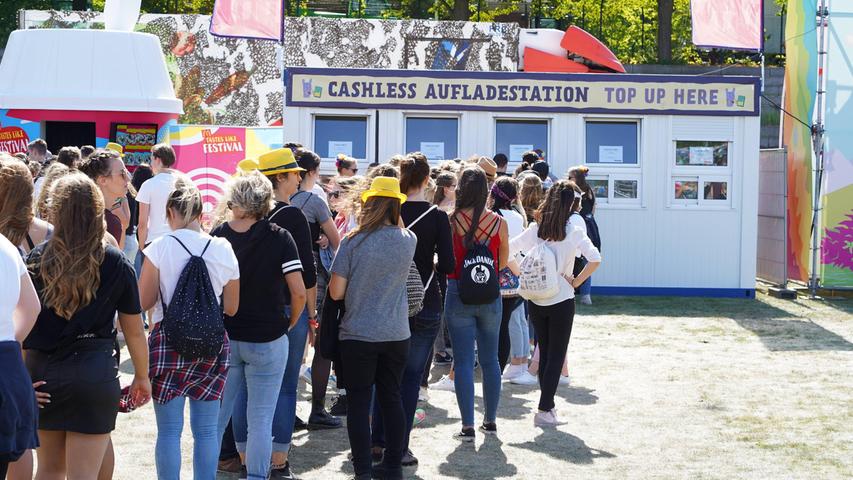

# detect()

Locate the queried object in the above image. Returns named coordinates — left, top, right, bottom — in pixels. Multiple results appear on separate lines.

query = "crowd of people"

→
left=0, top=138, right=601, bottom=480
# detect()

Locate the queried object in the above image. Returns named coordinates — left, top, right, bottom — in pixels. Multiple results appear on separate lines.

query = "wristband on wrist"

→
left=309, top=318, right=320, bottom=329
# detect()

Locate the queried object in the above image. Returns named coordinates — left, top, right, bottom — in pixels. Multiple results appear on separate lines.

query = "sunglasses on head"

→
left=329, top=191, right=341, bottom=198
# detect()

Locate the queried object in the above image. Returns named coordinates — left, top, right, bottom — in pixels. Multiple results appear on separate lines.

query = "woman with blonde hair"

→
left=138, top=176, right=240, bottom=480
left=329, top=176, right=417, bottom=480
left=518, top=173, right=545, bottom=224
left=213, top=171, right=306, bottom=480
left=0, top=155, right=53, bottom=255
left=23, top=173, right=150, bottom=479
left=34, top=162, right=71, bottom=221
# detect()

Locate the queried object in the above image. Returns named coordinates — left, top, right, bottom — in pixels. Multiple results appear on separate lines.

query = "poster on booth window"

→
left=509, top=144, right=533, bottom=163
left=113, top=123, right=157, bottom=167
left=599, top=146, right=623, bottom=163
left=328, top=141, right=353, bottom=158
left=420, top=142, right=445, bottom=160
left=688, top=146, right=714, bottom=165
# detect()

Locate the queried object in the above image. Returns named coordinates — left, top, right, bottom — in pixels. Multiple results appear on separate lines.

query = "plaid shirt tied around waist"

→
left=148, top=323, right=230, bottom=404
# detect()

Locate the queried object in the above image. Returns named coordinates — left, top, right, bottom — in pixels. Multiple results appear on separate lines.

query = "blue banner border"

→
left=284, top=67, right=761, bottom=117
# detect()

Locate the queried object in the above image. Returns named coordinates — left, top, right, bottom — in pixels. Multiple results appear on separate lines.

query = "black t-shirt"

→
left=23, top=245, right=141, bottom=352
left=211, top=220, right=303, bottom=343
left=401, top=201, right=455, bottom=311
left=580, top=193, right=595, bottom=216
left=268, top=201, right=317, bottom=292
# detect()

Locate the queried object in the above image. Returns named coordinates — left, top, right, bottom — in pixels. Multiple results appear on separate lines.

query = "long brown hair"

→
left=567, top=165, right=593, bottom=201
left=399, top=152, right=431, bottom=194
left=349, top=196, right=401, bottom=240
left=0, top=155, right=35, bottom=246
left=37, top=173, right=106, bottom=319
left=535, top=180, right=582, bottom=242
left=518, top=174, right=545, bottom=222
left=452, top=167, right=489, bottom=249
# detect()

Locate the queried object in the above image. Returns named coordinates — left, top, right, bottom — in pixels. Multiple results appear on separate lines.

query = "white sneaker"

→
left=579, top=294, right=592, bottom=305
left=430, top=375, right=455, bottom=392
left=510, top=370, right=539, bottom=386
left=418, top=386, right=429, bottom=402
left=559, top=375, right=570, bottom=386
left=501, top=364, right=524, bottom=380
left=534, top=409, right=566, bottom=427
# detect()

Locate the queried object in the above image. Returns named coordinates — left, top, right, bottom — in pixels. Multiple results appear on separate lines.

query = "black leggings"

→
left=498, top=297, right=524, bottom=373
left=339, top=339, right=409, bottom=477
left=0, top=459, right=8, bottom=479
left=528, top=298, right=575, bottom=412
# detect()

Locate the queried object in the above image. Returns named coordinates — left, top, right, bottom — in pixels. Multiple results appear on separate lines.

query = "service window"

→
left=670, top=139, right=732, bottom=207
left=313, top=116, right=368, bottom=160
left=405, top=117, right=458, bottom=161
left=495, top=119, right=549, bottom=165
left=585, top=121, right=639, bottom=165
left=675, top=140, right=728, bottom=166
left=587, top=175, right=640, bottom=205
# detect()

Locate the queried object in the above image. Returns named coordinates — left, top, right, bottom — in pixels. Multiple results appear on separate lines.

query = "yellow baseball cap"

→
left=105, top=142, right=125, bottom=157
left=361, top=176, right=407, bottom=204
left=258, top=148, right=305, bottom=176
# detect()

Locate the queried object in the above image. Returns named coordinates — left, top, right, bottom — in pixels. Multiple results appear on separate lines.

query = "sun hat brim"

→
left=361, top=190, right=408, bottom=204
left=259, top=165, right=306, bottom=176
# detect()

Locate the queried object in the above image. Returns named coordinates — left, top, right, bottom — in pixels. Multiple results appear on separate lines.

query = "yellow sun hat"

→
left=105, top=142, right=125, bottom=157
left=233, top=158, right=259, bottom=177
left=361, top=176, right=407, bottom=204
left=257, top=148, right=305, bottom=176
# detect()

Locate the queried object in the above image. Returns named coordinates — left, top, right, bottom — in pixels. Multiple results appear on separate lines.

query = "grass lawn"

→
left=112, top=293, right=853, bottom=479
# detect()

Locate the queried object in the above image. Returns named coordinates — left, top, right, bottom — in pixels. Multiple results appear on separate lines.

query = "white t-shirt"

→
left=0, top=234, right=26, bottom=342
left=569, top=213, right=587, bottom=257
left=312, top=183, right=328, bottom=204
left=498, top=208, right=526, bottom=239
left=136, top=171, right=177, bottom=245
left=510, top=222, right=601, bottom=306
left=143, top=229, right=240, bottom=325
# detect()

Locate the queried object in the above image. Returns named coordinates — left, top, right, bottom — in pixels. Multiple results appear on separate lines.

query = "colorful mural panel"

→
left=781, top=0, right=818, bottom=282
left=820, top=2, right=853, bottom=288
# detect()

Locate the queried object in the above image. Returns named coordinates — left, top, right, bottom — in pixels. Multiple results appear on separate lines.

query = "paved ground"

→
left=112, top=294, right=853, bottom=479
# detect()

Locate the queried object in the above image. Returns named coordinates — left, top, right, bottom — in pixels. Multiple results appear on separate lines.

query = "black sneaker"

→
left=294, top=415, right=308, bottom=432
left=329, top=394, right=348, bottom=416
left=479, top=422, right=497, bottom=435
left=238, top=464, right=248, bottom=480
left=401, top=449, right=418, bottom=466
left=307, top=409, right=343, bottom=430
left=453, top=427, right=475, bottom=442
left=270, top=461, right=298, bottom=479
left=370, top=461, right=403, bottom=480
left=433, top=352, right=453, bottom=365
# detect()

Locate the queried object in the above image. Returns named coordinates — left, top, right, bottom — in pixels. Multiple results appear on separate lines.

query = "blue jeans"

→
left=217, top=335, right=288, bottom=480
left=371, top=306, right=441, bottom=451
left=232, top=309, right=309, bottom=454
left=579, top=275, right=592, bottom=295
left=508, top=301, right=530, bottom=358
left=154, top=397, right=220, bottom=480
left=444, top=280, right=502, bottom=427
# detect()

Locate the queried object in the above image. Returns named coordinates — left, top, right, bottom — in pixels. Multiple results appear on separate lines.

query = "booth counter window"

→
left=583, top=119, right=642, bottom=207
left=669, top=140, right=732, bottom=208
left=494, top=119, right=549, bottom=166
left=313, top=116, right=368, bottom=160
left=405, top=117, right=458, bottom=161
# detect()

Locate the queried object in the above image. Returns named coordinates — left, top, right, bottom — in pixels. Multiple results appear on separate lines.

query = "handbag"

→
left=406, top=262, right=425, bottom=317
left=499, top=266, right=520, bottom=297
left=319, top=291, right=344, bottom=364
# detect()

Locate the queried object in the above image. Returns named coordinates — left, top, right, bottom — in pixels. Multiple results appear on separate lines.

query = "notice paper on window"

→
left=599, top=145, right=623, bottom=163
left=688, top=146, right=714, bottom=165
left=328, top=141, right=353, bottom=158
left=509, top=144, right=534, bottom=162
left=420, top=142, right=445, bottom=160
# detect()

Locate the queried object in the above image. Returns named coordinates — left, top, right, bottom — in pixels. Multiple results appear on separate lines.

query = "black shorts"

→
left=0, top=341, right=39, bottom=462
left=26, top=338, right=120, bottom=434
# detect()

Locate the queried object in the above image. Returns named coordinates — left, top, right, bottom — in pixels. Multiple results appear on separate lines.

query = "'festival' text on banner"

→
left=285, top=68, right=760, bottom=116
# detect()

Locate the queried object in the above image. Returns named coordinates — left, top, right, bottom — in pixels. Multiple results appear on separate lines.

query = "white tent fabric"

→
left=0, top=29, right=183, bottom=114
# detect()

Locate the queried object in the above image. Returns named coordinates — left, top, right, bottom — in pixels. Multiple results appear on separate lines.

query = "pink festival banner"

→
left=210, top=0, right=283, bottom=41
left=690, top=0, right=763, bottom=51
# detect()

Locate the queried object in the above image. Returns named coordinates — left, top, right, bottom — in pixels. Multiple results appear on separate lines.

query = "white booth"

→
left=283, top=67, right=761, bottom=297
